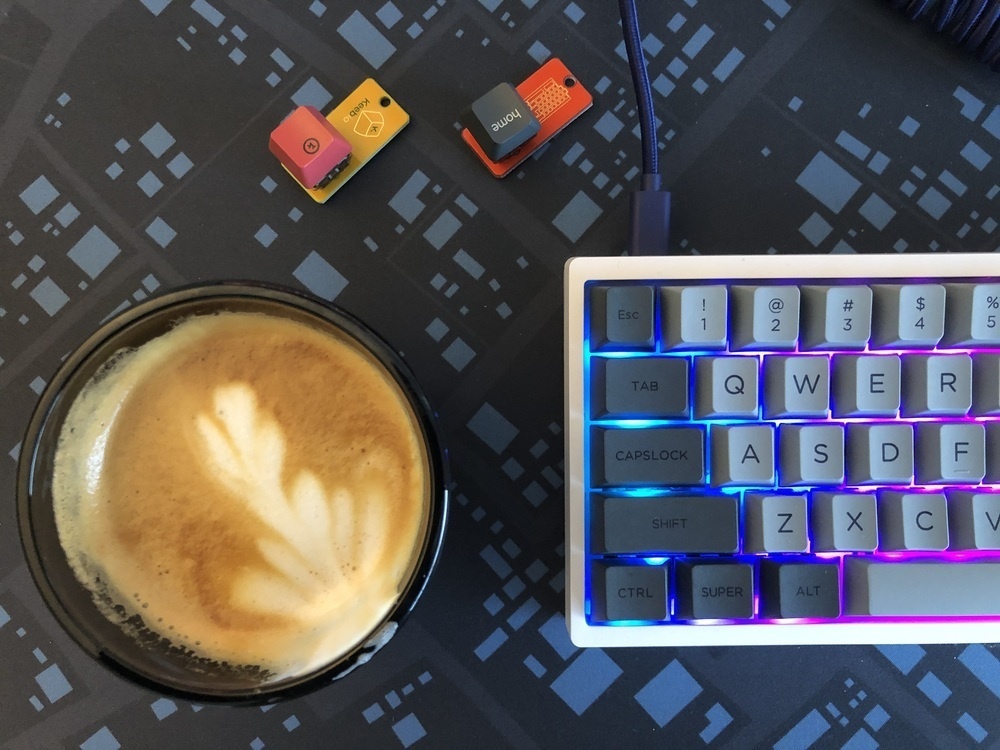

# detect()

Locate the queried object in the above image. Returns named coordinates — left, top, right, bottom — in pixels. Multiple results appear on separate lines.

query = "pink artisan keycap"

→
left=268, top=105, right=351, bottom=189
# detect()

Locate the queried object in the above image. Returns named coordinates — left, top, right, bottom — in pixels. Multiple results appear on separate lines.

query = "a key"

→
left=877, top=491, right=949, bottom=551
left=901, top=353, right=972, bottom=416
left=662, top=285, right=728, bottom=350
left=759, top=560, right=841, bottom=619
left=948, top=491, right=1000, bottom=551
left=942, top=283, right=1000, bottom=346
left=800, top=285, right=872, bottom=350
left=871, top=283, right=946, bottom=347
left=593, top=357, right=688, bottom=418
left=915, top=422, right=985, bottom=484
left=594, top=427, right=706, bottom=487
left=590, top=285, right=655, bottom=350
left=674, top=562, right=754, bottom=620
left=744, top=493, right=809, bottom=553
left=693, top=356, right=759, bottom=419
left=972, top=354, right=1000, bottom=416
left=763, top=355, right=829, bottom=418
left=831, top=354, right=901, bottom=417
left=845, top=559, right=1000, bottom=616
left=709, top=424, right=775, bottom=487
left=593, top=564, right=670, bottom=622
left=731, top=285, right=800, bottom=350
left=811, top=491, right=878, bottom=552
left=601, top=495, right=739, bottom=554
left=845, top=423, right=914, bottom=485
left=778, top=424, right=845, bottom=486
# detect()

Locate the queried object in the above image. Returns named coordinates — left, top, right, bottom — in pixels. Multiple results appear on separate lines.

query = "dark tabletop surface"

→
left=2, top=0, right=1000, bottom=748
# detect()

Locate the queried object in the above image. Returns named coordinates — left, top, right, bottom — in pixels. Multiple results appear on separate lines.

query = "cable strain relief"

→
left=627, top=176, right=671, bottom=256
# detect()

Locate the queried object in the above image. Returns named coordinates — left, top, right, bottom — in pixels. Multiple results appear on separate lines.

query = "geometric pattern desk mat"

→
left=0, top=0, right=998, bottom=747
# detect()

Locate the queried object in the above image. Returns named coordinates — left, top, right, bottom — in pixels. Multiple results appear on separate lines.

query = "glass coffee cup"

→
left=16, top=282, right=449, bottom=702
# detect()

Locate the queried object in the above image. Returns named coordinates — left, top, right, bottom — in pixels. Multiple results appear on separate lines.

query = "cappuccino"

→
left=52, top=311, right=430, bottom=680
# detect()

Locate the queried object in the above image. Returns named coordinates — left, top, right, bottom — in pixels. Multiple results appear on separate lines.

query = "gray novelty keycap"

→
left=602, top=495, right=739, bottom=554
left=845, top=559, right=1000, bottom=616
left=595, top=427, right=705, bottom=486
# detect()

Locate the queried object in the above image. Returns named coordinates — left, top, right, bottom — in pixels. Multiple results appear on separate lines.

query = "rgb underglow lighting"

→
left=582, top=279, right=1000, bottom=627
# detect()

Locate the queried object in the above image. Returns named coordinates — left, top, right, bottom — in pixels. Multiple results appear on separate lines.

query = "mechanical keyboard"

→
left=564, top=254, right=1000, bottom=647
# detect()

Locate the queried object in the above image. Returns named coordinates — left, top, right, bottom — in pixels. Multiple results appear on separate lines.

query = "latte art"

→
left=52, top=312, right=430, bottom=679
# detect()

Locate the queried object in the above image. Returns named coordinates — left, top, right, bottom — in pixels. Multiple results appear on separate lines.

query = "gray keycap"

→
left=832, top=354, right=901, bottom=417
left=731, top=285, right=800, bottom=350
left=778, top=424, right=844, bottom=486
left=811, top=491, right=878, bottom=552
left=595, top=564, right=670, bottom=622
left=744, top=493, right=809, bottom=553
left=662, top=285, right=728, bottom=350
left=760, top=560, right=840, bottom=619
left=590, top=285, right=654, bottom=350
left=987, top=423, right=1000, bottom=483
left=674, top=562, right=754, bottom=620
left=710, top=424, right=775, bottom=487
left=694, top=356, right=759, bottom=419
left=915, top=422, right=985, bottom=484
left=763, top=355, right=829, bottom=418
left=595, top=428, right=706, bottom=487
left=801, top=285, right=872, bottom=350
left=594, top=357, right=688, bottom=417
left=872, top=283, right=946, bottom=347
left=845, top=559, right=1000, bottom=616
left=943, top=283, right=1000, bottom=346
left=901, top=354, right=972, bottom=416
left=601, top=495, right=739, bottom=553
left=948, top=491, right=1000, bottom=551
left=845, top=423, right=914, bottom=485
left=878, top=491, right=949, bottom=551
left=972, top=354, right=1000, bottom=416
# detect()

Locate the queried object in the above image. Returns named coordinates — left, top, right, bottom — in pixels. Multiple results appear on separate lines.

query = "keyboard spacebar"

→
left=845, top=559, right=1000, bottom=616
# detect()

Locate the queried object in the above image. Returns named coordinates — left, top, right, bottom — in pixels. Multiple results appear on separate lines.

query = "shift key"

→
left=595, top=427, right=706, bottom=486
left=603, top=495, right=739, bottom=554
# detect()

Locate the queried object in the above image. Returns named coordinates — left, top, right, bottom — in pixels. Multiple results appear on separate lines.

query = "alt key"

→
left=593, top=563, right=669, bottom=622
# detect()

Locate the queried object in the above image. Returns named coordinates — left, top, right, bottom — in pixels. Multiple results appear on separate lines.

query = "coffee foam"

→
left=52, top=312, right=430, bottom=680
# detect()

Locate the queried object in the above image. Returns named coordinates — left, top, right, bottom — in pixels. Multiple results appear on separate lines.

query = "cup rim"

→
left=16, top=281, right=450, bottom=703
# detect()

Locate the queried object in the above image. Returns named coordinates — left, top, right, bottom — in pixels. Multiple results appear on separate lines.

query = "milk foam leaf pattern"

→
left=196, top=383, right=355, bottom=611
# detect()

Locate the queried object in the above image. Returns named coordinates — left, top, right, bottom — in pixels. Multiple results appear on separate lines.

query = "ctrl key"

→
left=592, top=563, right=669, bottom=623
